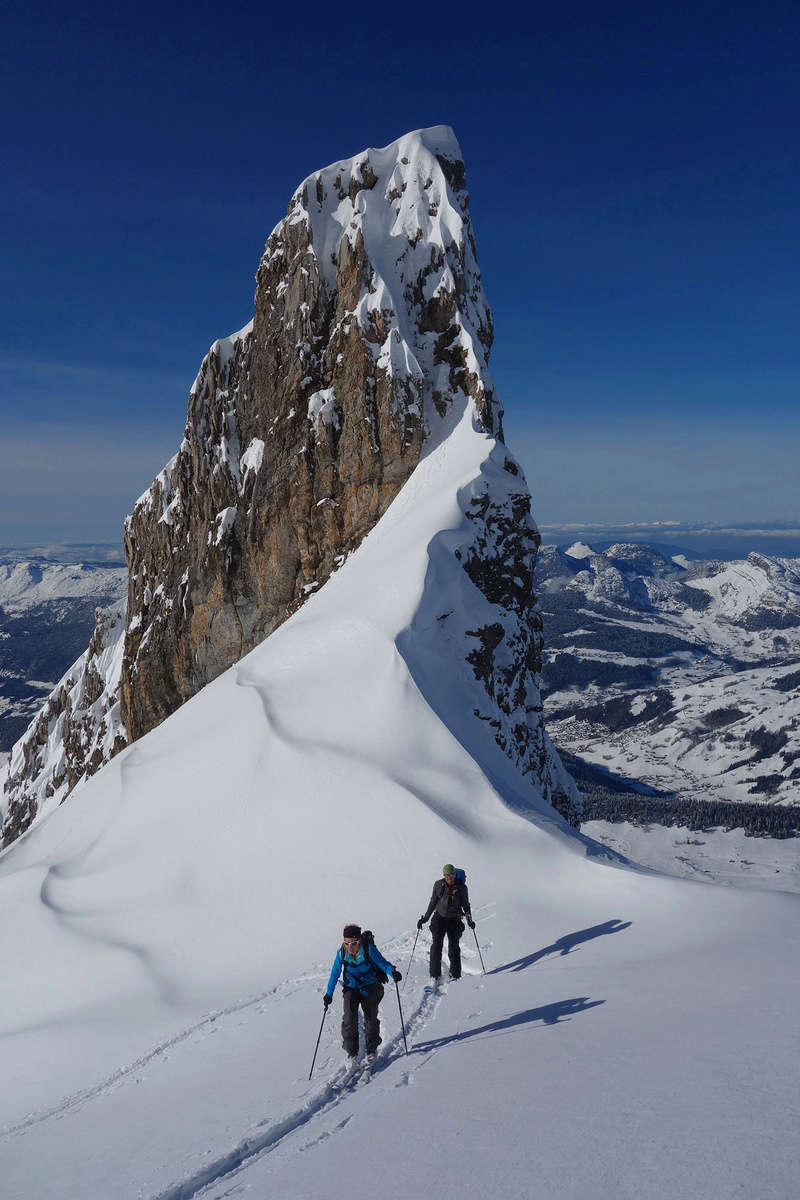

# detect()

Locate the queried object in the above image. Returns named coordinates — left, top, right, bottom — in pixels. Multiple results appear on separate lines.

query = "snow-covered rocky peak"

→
left=284, top=125, right=493, bottom=395
left=122, top=126, right=504, bottom=746
left=564, top=541, right=594, bottom=560
left=2, top=128, right=578, bottom=847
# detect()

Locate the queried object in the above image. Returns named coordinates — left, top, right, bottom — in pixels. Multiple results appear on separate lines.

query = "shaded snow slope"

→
left=1, top=412, right=799, bottom=1199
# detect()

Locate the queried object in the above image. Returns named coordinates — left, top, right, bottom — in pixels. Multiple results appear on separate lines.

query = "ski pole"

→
left=308, top=1004, right=329, bottom=1080
left=471, top=923, right=486, bottom=974
left=403, top=928, right=420, bottom=990
left=394, top=978, right=409, bottom=1055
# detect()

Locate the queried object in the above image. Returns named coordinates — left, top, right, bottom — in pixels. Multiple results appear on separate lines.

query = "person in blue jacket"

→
left=324, top=924, right=401, bottom=1060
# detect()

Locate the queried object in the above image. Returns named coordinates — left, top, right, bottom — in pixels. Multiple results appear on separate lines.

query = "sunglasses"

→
left=343, top=938, right=360, bottom=945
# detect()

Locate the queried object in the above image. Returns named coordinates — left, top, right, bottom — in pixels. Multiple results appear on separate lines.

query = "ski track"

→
left=1, top=917, right=493, bottom=1197
left=0, top=973, right=320, bottom=1140
left=148, top=919, right=492, bottom=1200
left=151, top=981, right=446, bottom=1200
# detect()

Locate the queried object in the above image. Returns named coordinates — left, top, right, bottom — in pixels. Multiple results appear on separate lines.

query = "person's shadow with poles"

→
left=489, top=918, right=632, bottom=974
left=412, top=996, right=605, bottom=1052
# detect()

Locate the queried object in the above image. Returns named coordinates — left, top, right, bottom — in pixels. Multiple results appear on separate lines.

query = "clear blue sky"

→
left=2, top=0, right=798, bottom=544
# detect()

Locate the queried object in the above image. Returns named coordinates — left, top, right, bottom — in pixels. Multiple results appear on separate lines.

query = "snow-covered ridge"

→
left=685, top=552, right=800, bottom=625
left=0, top=559, right=127, bottom=613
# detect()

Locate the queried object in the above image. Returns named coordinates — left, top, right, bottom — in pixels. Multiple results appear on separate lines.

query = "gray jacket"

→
left=423, top=877, right=471, bottom=923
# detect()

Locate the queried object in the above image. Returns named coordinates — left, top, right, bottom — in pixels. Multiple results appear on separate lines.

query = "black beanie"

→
left=343, top=924, right=361, bottom=939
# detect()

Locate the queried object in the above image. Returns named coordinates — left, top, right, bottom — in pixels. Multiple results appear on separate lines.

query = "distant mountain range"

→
left=0, top=559, right=127, bottom=751
left=536, top=542, right=800, bottom=818
left=538, top=523, right=800, bottom=559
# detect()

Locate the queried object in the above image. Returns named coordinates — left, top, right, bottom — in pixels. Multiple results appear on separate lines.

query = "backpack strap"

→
left=361, top=930, right=388, bottom=984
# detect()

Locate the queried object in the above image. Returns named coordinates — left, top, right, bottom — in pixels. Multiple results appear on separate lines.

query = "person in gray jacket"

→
left=417, top=864, right=475, bottom=981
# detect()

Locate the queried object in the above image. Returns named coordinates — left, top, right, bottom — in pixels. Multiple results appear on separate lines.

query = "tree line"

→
left=579, top=790, right=800, bottom=839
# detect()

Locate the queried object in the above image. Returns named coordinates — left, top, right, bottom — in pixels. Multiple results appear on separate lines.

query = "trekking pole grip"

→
left=403, top=927, right=420, bottom=990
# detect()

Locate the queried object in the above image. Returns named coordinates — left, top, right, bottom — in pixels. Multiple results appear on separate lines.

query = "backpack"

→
left=361, top=930, right=388, bottom=983
left=436, top=869, right=468, bottom=915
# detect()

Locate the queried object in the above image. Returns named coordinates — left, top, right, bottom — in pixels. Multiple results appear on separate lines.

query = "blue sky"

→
left=2, top=0, right=798, bottom=544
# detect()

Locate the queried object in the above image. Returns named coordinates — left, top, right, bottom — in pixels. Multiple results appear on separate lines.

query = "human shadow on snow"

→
left=490, top=919, right=632, bottom=974
left=412, top=997, right=605, bottom=1052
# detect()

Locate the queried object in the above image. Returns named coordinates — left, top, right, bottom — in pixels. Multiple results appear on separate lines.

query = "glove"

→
left=392, top=969, right=402, bottom=982
left=417, top=917, right=425, bottom=930
left=466, top=916, right=475, bottom=929
left=323, top=994, right=332, bottom=1008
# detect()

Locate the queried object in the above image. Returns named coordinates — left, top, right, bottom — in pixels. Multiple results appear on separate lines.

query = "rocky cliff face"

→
left=1, top=126, right=578, bottom=847
left=121, top=127, right=499, bottom=741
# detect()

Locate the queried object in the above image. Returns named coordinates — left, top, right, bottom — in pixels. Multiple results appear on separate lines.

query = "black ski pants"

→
left=429, top=913, right=464, bottom=979
left=341, top=982, right=384, bottom=1055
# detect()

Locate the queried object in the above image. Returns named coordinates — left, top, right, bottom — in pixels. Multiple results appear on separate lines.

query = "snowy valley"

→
left=537, top=543, right=800, bottom=808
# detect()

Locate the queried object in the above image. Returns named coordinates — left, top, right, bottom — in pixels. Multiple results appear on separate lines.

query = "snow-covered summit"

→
left=281, top=124, right=493, bottom=390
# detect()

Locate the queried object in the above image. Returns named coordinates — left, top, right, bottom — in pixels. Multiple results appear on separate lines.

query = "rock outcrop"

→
left=2, top=125, right=578, bottom=846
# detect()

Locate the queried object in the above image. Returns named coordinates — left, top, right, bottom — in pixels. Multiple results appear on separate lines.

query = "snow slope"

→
left=1, top=400, right=798, bottom=1198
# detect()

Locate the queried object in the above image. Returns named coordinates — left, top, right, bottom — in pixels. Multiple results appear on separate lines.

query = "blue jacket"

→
left=326, top=940, right=395, bottom=997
